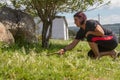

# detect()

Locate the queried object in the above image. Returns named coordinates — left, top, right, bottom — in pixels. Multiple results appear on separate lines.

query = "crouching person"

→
left=58, top=11, right=118, bottom=59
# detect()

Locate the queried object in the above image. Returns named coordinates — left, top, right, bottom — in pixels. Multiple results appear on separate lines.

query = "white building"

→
left=37, top=16, right=69, bottom=40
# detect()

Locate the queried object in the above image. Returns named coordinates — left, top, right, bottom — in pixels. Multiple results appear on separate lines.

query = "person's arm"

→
left=86, top=25, right=104, bottom=37
left=58, top=39, right=80, bottom=55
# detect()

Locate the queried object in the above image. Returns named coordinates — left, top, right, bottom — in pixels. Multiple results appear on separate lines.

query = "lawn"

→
left=0, top=40, right=120, bottom=80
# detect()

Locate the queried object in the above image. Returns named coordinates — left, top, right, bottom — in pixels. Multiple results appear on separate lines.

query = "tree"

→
left=30, top=0, right=108, bottom=48
left=0, top=0, right=109, bottom=48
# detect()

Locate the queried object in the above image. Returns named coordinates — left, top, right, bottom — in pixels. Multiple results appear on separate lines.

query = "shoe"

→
left=110, top=50, right=117, bottom=59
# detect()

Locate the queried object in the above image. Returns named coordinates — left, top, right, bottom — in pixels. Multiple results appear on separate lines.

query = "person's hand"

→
left=57, top=49, right=66, bottom=55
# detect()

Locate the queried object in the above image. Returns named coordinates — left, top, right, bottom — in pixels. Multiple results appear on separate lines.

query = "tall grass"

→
left=0, top=40, right=120, bottom=80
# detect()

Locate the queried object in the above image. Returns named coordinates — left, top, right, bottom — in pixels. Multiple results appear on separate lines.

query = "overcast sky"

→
left=63, top=0, right=120, bottom=26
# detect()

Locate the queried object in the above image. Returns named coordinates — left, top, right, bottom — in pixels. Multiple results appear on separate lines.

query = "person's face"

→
left=74, top=17, right=83, bottom=27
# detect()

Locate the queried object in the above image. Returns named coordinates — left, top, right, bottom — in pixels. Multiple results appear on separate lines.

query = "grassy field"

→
left=0, top=40, right=120, bottom=80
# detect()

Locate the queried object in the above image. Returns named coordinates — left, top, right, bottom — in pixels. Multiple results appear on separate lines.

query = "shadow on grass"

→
left=0, top=41, right=67, bottom=54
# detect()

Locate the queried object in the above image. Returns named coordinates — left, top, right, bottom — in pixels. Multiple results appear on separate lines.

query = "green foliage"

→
left=0, top=40, right=120, bottom=80
left=69, top=29, right=77, bottom=39
left=0, top=2, right=6, bottom=8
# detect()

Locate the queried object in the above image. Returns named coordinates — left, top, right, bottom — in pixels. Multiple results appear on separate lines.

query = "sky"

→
left=61, top=0, right=120, bottom=26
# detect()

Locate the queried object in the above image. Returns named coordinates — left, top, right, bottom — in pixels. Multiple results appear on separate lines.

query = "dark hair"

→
left=74, top=11, right=87, bottom=25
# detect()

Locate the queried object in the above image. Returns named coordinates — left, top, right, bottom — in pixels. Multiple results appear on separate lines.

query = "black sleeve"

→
left=75, top=29, right=85, bottom=40
left=86, top=20, right=98, bottom=31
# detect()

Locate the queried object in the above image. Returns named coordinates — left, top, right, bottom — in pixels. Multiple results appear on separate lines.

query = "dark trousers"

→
left=87, top=34, right=118, bottom=58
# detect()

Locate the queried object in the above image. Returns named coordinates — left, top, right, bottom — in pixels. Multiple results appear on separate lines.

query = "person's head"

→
left=74, top=11, right=87, bottom=27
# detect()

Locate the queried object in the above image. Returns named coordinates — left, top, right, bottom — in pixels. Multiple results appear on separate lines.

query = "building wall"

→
left=37, top=17, right=69, bottom=40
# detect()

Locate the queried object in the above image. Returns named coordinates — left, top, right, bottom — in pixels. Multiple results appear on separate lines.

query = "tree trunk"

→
left=46, top=21, right=52, bottom=42
left=42, top=21, right=49, bottom=48
left=42, top=20, right=52, bottom=48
